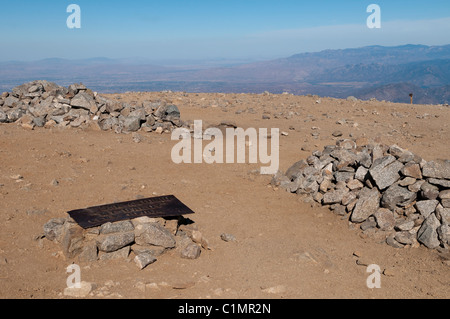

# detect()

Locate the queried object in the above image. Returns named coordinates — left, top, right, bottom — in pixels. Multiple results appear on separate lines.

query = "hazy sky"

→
left=1, top=0, right=450, bottom=61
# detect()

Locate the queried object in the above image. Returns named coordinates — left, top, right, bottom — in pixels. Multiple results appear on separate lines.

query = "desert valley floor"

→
left=0, top=91, right=449, bottom=299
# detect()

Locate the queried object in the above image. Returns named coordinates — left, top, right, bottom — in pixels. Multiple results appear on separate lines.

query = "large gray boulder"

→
left=12, top=80, right=62, bottom=98
left=100, top=220, right=134, bottom=234
left=400, top=163, right=422, bottom=179
left=381, top=184, right=417, bottom=210
left=323, top=188, right=348, bottom=205
left=420, top=182, right=440, bottom=200
left=96, top=232, right=135, bottom=253
left=105, top=99, right=124, bottom=113
left=285, top=160, right=308, bottom=181
left=98, top=117, right=119, bottom=131
left=0, top=110, right=8, bottom=123
left=122, top=116, right=141, bottom=132
left=422, top=160, right=450, bottom=179
left=369, top=155, right=404, bottom=190
left=4, top=96, right=19, bottom=108
left=71, top=92, right=97, bottom=111
left=6, top=108, right=23, bottom=122
left=417, top=214, right=441, bottom=249
left=415, top=200, right=439, bottom=219
left=154, top=104, right=180, bottom=122
left=134, top=223, right=176, bottom=248
left=330, top=148, right=358, bottom=169
left=350, top=187, right=381, bottom=223
left=29, top=96, right=54, bottom=117
left=374, top=208, right=395, bottom=231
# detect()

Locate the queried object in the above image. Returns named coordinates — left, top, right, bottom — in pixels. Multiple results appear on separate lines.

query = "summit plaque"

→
left=67, top=195, right=195, bottom=229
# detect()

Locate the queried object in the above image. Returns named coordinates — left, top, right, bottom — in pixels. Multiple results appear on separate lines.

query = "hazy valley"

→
left=1, top=44, right=449, bottom=104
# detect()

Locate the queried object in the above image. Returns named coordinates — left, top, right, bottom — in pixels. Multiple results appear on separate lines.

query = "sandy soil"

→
left=0, top=92, right=449, bottom=299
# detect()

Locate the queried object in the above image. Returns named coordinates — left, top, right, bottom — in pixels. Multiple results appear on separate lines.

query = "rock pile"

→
left=272, top=139, right=450, bottom=250
left=43, top=215, right=207, bottom=269
left=0, top=80, right=184, bottom=133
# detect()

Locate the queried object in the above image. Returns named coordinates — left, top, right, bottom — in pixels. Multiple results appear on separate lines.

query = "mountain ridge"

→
left=0, top=44, right=449, bottom=104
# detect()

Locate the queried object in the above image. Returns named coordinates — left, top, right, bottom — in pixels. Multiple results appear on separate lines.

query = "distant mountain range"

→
left=1, top=44, right=449, bottom=104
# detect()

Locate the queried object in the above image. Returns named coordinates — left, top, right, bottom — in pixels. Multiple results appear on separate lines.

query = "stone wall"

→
left=0, top=80, right=184, bottom=133
left=272, top=139, right=450, bottom=250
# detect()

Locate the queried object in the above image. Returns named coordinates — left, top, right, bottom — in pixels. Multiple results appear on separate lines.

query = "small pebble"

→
left=220, top=233, right=236, bottom=242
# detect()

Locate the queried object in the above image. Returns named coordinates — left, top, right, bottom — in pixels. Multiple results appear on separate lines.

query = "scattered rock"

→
left=134, top=253, right=157, bottom=270
left=180, top=242, right=201, bottom=259
left=63, top=281, right=96, bottom=298
left=394, top=231, right=416, bottom=245
left=262, top=285, right=286, bottom=294
left=383, top=268, right=396, bottom=277
left=220, top=233, right=236, bottom=242
left=386, top=233, right=404, bottom=248
left=132, top=132, right=142, bottom=143
left=171, top=281, right=196, bottom=290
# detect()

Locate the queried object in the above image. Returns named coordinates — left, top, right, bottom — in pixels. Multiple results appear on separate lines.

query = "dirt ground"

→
left=0, top=92, right=449, bottom=299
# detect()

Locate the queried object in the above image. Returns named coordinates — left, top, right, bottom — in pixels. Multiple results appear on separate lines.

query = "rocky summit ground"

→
left=0, top=91, right=449, bottom=299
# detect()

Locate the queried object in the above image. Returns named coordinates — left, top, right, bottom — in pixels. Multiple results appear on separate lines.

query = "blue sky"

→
left=1, top=0, right=450, bottom=61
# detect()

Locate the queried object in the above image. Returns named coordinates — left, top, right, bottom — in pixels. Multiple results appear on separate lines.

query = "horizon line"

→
left=2, top=43, right=450, bottom=64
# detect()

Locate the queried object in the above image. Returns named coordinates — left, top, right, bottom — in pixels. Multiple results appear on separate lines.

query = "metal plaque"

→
left=67, top=195, right=195, bottom=229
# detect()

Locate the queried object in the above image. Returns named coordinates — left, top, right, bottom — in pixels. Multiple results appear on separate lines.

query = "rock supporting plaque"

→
left=67, top=195, right=195, bottom=229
